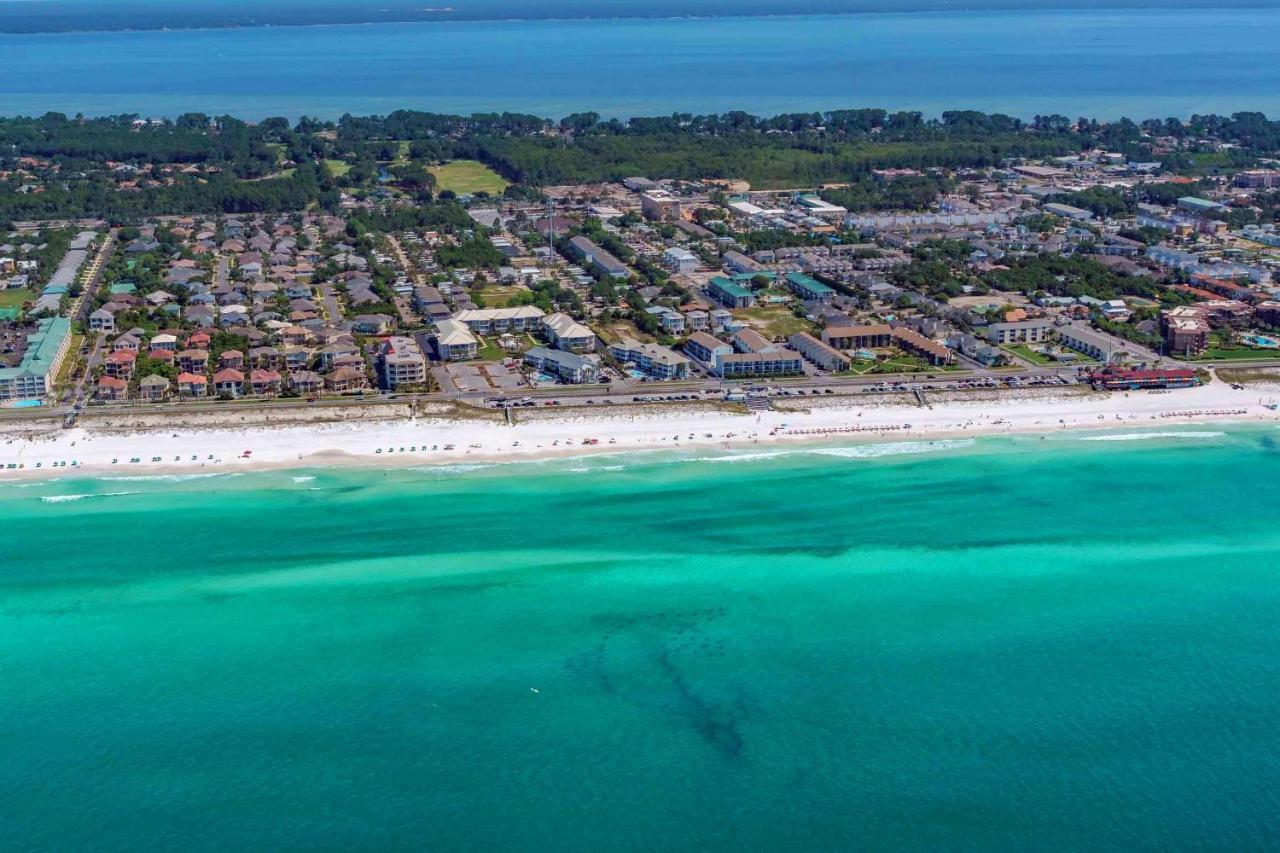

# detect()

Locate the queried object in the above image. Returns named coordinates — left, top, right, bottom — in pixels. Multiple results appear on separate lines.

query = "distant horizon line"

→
left=0, top=0, right=1274, bottom=37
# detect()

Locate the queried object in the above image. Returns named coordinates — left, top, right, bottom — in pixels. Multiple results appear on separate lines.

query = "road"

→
left=384, top=234, right=423, bottom=327
left=59, top=231, right=117, bottom=407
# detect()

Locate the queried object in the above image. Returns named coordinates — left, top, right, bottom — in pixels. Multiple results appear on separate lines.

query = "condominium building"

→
left=524, top=346, right=601, bottom=384
left=607, top=338, right=691, bottom=380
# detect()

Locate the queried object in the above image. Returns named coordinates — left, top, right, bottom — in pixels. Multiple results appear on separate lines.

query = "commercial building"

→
left=0, top=316, right=71, bottom=401
left=524, top=346, right=601, bottom=384
left=607, top=339, right=691, bottom=380
left=640, top=191, right=682, bottom=221
left=1178, top=196, right=1229, bottom=216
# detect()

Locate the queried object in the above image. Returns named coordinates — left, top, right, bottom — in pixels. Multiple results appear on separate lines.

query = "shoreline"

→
left=3, top=383, right=1278, bottom=482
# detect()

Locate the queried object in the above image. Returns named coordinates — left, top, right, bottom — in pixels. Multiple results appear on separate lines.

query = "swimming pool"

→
left=9, top=399, right=44, bottom=409
left=1245, top=335, right=1279, bottom=348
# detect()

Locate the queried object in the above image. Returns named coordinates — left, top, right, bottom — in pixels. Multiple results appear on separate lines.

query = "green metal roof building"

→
left=785, top=272, right=835, bottom=303
left=708, top=276, right=756, bottom=309
left=0, top=316, right=71, bottom=401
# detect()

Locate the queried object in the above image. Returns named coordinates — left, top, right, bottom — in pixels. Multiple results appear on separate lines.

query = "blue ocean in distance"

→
left=1, top=6, right=1280, bottom=119
left=4, top=428, right=1280, bottom=849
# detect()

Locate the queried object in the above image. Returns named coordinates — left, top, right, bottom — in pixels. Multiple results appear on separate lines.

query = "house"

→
left=524, top=346, right=602, bottom=384
left=187, top=331, right=212, bottom=349
left=684, top=310, right=709, bottom=332
left=710, top=309, right=733, bottom=332
left=213, top=368, right=245, bottom=397
left=96, top=375, right=129, bottom=401
left=683, top=332, right=734, bottom=371
left=176, top=372, right=208, bottom=397
left=138, top=374, right=170, bottom=401
left=708, top=277, right=755, bottom=309
left=89, top=308, right=116, bottom=334
left=149, top=333, right=178, bottom=352
left=289, top=370, right=323, bottom=394
left=249, top=346, right=281, bottom=368
left=607, top=338, right=691, bottom=380
left=218, top=350, right=245, bottom=370
left=324, top=366, right=368, bottom=393
left=103, top=349, right=136, bottom=379
left=541, top=313, right=596, bottom=353
left=351, top=314, right=395, bottom=335
left=645, top=306, right=686, bottom=334
left=788, top=332, right=851, bottom=371
left=250, top=369, right=283, bottom=396
left=434, top=319, right=479, bottom=361
left=177, top=349, right=209, bottom=374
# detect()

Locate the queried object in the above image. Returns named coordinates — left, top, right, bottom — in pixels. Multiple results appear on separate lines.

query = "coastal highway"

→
left=10, top=355, right=1280, bottom=425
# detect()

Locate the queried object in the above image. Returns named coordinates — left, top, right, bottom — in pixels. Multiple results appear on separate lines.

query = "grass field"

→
left=429, top=160, right=509, bottom=196
left=476, top=285, right=528, bottom=308
left=323, top=159, right=352, bottom=177
left=737, top=305, right=812, bottom=340
left=0, top=288, right=34, bottom=310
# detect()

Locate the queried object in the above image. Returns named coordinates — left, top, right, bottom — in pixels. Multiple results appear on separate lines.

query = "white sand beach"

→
left=3, top=382, right=1279, bottom=480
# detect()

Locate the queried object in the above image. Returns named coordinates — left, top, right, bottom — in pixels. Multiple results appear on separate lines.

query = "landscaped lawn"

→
left=1005, top=344, right=1054, bottom=365
left=1200, top=347, right=1277, bottom=360
left=428, top=160, right=510, bottom=196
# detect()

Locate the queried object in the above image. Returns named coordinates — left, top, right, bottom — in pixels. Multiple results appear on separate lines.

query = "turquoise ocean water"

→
left=4, top=427, right=1280, bottom=849
left=2, top=7, right=1280, bottom=119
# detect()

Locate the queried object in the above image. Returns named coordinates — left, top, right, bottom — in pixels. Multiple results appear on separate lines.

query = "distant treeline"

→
left=2, top=107, right=1278, bottom=223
